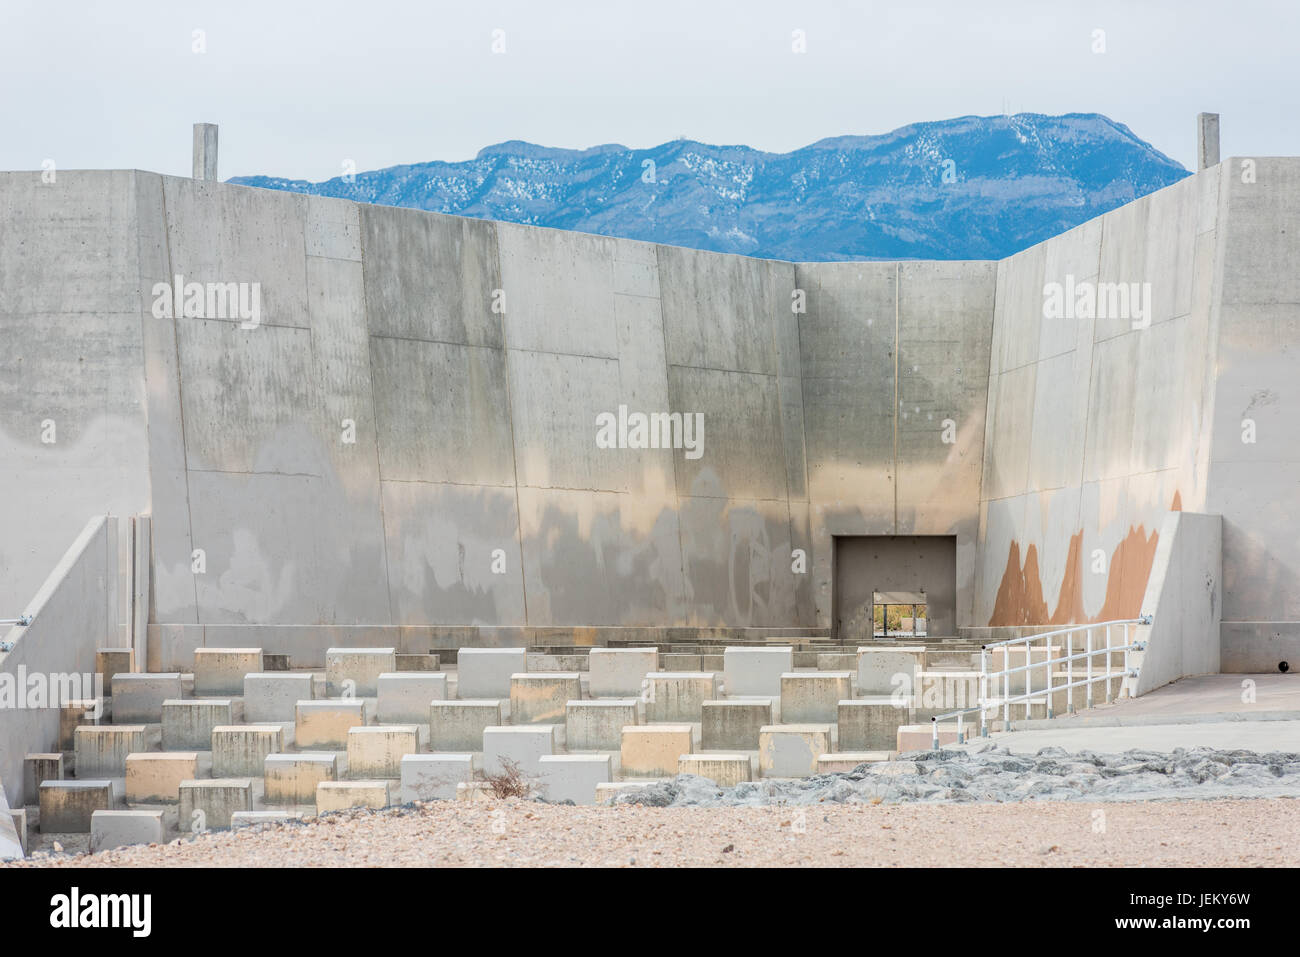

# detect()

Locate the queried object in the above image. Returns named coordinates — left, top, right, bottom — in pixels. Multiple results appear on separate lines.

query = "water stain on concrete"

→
left=989, top=524, right=1160, bottom=626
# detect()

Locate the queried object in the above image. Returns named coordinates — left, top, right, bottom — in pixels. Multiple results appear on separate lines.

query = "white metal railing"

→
left=930, top=616, right=1152, bottom=749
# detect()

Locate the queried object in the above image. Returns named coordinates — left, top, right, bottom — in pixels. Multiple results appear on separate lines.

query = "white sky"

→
left=2, top=0, right=1296, bottom=181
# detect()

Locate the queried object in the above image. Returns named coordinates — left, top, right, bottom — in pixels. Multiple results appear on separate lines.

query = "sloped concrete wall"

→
left=1133, top=511, right=1221, bottom=696
left=974, top=165, right=1224, bottom=630
left=0, top=516, right=117, bottom=807
left=0, top=171, right=151, bottom=614
left=1206, top=158, right=1300, bottom=671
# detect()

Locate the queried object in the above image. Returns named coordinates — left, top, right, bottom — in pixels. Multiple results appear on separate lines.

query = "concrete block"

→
left=40, top=781, right=113, bottom=832
left=179, top=779, right=254, bottom=830
left=212, top=725, right=284, bottom=777
left=396, top=653, right=440, bottom=672
left=678, top=754, right=751, bottom=786
left=243, top=672, right=314, bottom=723
left=621, top=725, right=692, bottom=777
left=161, top=698, right=234, bottom=750
left=723, top=647, right=793, bottom=696
left=58, top=699, right=102, bottom=749
left=325, top=647, right=396, bottom=696
left=8, top=809, right=27, bottom=855
left=429, top=700, right=503, bottom=751
left=537, top=754, right=611, bottom=805
left=295, top=699, right=366, bottom=748
left=588, top=648, right=658, bottom=696
left=377, top=671, right=448, bottom=723
left=74, top=725, right=147, bottom=776
left=529, top=653, right=589, bottom=672
left=482, top=725, right=556, bottom=778
left=112, top=673, right=182, bottom=723
left=817, top=752, right=891, bottom=773
left=916, top=671, right=982, bottom=719
left=817, top=653, right=858, bottom=671
left=856, top=648, right=924, bottom=695
left=347, top=725, right=420, bottom=778
left=455, top=781, right=494, bottom=803
left=231, top=810, right=305, bottom=829
left=758, top=725, right=832, bottom=777
left=701, top=698, right=772, bottom=750
left=125, top=752, right=198, bottom=803
left=317, top=780, right=391, bottom=814
left=90, top=809, right=164, bottom=852
left=264, top=753, right=339, bottom=804
left=193, top=647, right=264, bottom=695
left=566, top=698, right=639, bottom=751
left=456, top=647, right=527, bottom=698
left=897, top=724, right=969, bottom=752
left=838, top=698, right=914, bottom=751
left=780, top=671, right=853, bottom=723
left=400, top=754, right=474, bottom=802
left=644, top=672, right=719, bottom=722
left=510, top=672, right=581, bottom=725
left=94, top=649, right=134, bottom=695
left=23, top=753, right=63, bottom=797
left=596, top=780, right=664, bottom=802
left=662, top=653, right=701, bottom=671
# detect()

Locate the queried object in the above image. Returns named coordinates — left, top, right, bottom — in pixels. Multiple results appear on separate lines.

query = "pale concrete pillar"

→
left=1197, top=113, right=1220, bottom=170
left=192, top=123, right=218, bottom=180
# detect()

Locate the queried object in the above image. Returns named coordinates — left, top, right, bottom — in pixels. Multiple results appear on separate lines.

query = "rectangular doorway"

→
left=832, top=535, right=957, bottom=641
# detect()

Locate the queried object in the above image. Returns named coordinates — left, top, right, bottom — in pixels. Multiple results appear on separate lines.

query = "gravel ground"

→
left=6, top=797, right=1297, bottom=868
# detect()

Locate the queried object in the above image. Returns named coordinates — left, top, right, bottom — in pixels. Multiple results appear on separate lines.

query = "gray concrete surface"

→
left=1, top=158, right=1297, bottom=680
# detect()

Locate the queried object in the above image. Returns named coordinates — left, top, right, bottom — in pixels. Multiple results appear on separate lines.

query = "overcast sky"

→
left=2, top=0, right=1296, bottom=181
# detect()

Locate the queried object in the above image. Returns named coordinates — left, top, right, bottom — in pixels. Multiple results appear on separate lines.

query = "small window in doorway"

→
left=872, top=591, right=927, bottom=639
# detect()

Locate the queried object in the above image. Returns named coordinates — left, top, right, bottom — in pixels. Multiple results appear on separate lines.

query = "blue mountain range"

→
left=230, top=113, right=1191, bottom=261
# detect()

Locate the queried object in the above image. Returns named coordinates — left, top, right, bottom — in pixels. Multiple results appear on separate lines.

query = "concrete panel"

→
left=496, top=223, right=620, bottom=358
left=361, top=205, right=501, bottom=347
left=370, top=335, right=516, bottom=487
left=380, top=480, right=526, bottom=625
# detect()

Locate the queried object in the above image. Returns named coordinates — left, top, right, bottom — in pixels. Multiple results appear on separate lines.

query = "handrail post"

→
left=931, top=716, right=939, bottom=751
left=1086, top=627, right=1094, bottom=710
left=1104, top=624, right=1112, bottom=703
left=1122, top=622, right=1131, bottom=700
left=1065, top=629, right=1073, bottom=714
left=979, top=646, right=989, bottom=737
left=1024, top=635, right=1032, bottom=723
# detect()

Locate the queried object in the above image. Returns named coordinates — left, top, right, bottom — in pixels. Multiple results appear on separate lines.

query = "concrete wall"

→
left=1206, top=159, right=1300, bottom=671
left=1133, top=511, right=1222, bottom=695
left=0, top=172, right=151, bottom=614
left=4, top=161, right=1297, bottom=676
left=796, top=261, right=996, bottom=633
left=0, top=516, right=118, bottom=807
left=974, top=167, right=1224, bottom=633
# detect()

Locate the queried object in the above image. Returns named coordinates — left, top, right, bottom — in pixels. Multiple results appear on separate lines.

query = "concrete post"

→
left=192, top=123, right=218, bottom=180
left=1197, top=113, right=1220, bottom=170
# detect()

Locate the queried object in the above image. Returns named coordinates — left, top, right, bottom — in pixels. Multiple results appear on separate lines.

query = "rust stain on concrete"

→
left=1171, top=490, right=1183, bottom=511
left=988, top=525, right=1159, bottom=626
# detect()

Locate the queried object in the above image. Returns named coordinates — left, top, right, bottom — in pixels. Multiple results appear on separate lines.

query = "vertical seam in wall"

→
left=972, top=262, right=999, bottom=625
left=158, top=179, right=201, bottom=628
left=1073, top=228, right=1107, bottom=541
left=893, top=261, right=900, bottom=532
left=495, top=223, right=530, bottom=629
left=654, top=246, right=690, bottom=628
left=357, top=209, right=397, bottom=628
